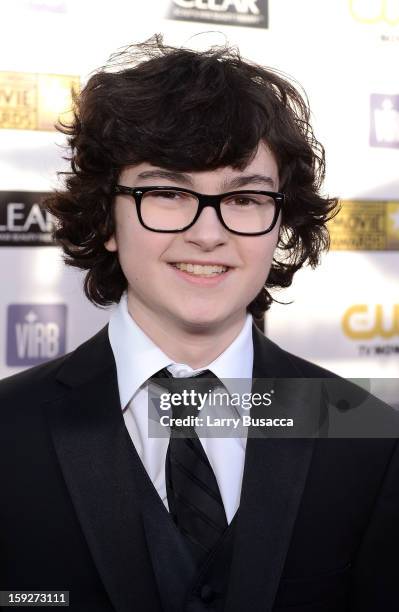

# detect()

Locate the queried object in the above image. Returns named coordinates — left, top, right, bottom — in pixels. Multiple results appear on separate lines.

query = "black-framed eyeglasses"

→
left=114, top=185, right=284, bottom=236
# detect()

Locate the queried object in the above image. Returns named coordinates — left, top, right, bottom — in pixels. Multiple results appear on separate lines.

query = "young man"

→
left=1, top=36, right=398, bottom=612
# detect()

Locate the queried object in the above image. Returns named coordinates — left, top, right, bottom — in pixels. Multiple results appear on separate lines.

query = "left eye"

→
left=229, top=196, right=259, bottom=206
left=153, top=191, right=180, bottom=199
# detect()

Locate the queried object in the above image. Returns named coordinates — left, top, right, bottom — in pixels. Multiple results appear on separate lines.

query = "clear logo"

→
left=28, top=0, right=67, bottom=12
left=0, top=192, right=54, bottom=246
left=167, top=0, right=268, bottom=28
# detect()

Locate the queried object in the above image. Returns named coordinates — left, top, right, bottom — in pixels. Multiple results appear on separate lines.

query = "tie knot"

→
left=150, top=368, right=222, bottom=427
left=152, top=366, right=213, bottom=378
left=152, top=367, right=221, bottom=393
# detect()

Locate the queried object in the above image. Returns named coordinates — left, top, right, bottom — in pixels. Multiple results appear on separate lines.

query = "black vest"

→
left=130, top=436, right=237, bottom=612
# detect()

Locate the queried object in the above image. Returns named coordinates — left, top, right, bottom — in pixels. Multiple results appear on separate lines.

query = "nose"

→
left=183, top=205, right=228, bottom=249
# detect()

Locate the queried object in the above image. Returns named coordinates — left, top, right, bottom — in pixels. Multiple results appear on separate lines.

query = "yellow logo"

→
left=328, top=201, right=399, bottom=251
left=387, top=202, right=399, bottom=248
left=342, top=304, right=399, bottom=339
left=0, top=72, right=79, bottom=131
left=349, top=0, right=399, bottom=25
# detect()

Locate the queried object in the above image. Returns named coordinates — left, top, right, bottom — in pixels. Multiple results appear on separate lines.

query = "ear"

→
left=104, top=235, right=118, bottom=252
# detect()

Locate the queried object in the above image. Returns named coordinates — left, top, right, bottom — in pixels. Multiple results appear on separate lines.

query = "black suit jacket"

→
left=0, top=325, right=398, bottom=611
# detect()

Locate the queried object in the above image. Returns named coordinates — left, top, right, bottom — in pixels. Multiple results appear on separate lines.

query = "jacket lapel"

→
left=225, top=326, right=315, bottom=612
left=46, top=327, right=162, bottom=612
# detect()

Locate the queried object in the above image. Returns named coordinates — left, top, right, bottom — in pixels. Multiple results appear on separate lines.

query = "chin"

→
left=174, top=306, right=237, bottom=332
left=175, top=308, right=223, bottom=327
left=180, top=314, right=221, bottom=331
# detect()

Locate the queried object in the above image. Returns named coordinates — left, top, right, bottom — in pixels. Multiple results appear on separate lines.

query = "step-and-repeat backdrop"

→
left=1, top=0, right=398, bottom=380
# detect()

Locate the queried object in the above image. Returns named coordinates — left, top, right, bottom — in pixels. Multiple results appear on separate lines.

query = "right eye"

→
left=152, top=190, right=180, bottom=199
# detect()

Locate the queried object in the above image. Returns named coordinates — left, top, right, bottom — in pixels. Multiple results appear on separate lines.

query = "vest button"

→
left=200, top=585, right=215, bottom=603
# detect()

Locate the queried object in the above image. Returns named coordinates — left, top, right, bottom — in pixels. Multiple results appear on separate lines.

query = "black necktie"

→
left=152, top=367, right=228, bottom=566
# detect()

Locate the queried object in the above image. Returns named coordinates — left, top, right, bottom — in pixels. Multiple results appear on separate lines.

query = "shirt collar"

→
left=108, top=293, right=254, bottom=409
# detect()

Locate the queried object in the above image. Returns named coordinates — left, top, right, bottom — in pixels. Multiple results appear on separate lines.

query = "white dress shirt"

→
left=108, top=293, right=254, bottom=523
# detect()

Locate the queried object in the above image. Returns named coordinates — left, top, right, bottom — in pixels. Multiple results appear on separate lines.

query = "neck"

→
left=126, top=295, right=247, bottom=369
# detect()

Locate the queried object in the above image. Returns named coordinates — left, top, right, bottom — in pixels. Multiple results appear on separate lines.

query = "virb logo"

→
left=6, top=304, right=67, bottom=366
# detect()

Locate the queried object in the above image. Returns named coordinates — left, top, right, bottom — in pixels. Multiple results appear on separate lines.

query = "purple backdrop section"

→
left=6, top=303, right=67, bottom=367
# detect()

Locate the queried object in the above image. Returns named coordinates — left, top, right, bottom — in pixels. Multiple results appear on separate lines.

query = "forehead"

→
left=119, top=142, right=279, bottom=191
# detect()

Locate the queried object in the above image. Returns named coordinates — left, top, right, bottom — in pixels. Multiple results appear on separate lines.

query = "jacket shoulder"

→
left=252, top=324, right=338, bottom=379
left=0, top=353, right=69, bottom=403
left=0, top=325, right=111, bottom=406
left=278, top=345, right=338, bottom=378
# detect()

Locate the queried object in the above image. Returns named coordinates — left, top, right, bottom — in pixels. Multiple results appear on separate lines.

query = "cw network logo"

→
left=349, top=0, right=399, bottom=25
left=6, top=304, right=67, bottom=367
left=342, top=304, right=399, bottom=340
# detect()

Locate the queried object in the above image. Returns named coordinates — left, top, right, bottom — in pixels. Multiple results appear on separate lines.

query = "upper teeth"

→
left=173, top=263, right=228, bottom=275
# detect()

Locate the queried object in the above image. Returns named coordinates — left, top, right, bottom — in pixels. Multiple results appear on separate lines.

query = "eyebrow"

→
left=135, top=169, right=276, bottom=191
left=135, top=170, right=195, bottom=186
left=222, top=174, right=276, bottom=190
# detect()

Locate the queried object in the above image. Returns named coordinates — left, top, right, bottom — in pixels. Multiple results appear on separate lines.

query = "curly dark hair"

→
left=46, top=34, right=339, bottom=320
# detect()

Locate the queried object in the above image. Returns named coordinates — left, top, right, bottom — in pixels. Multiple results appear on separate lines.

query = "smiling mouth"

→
left=170, top=262, right=229, bottom=277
